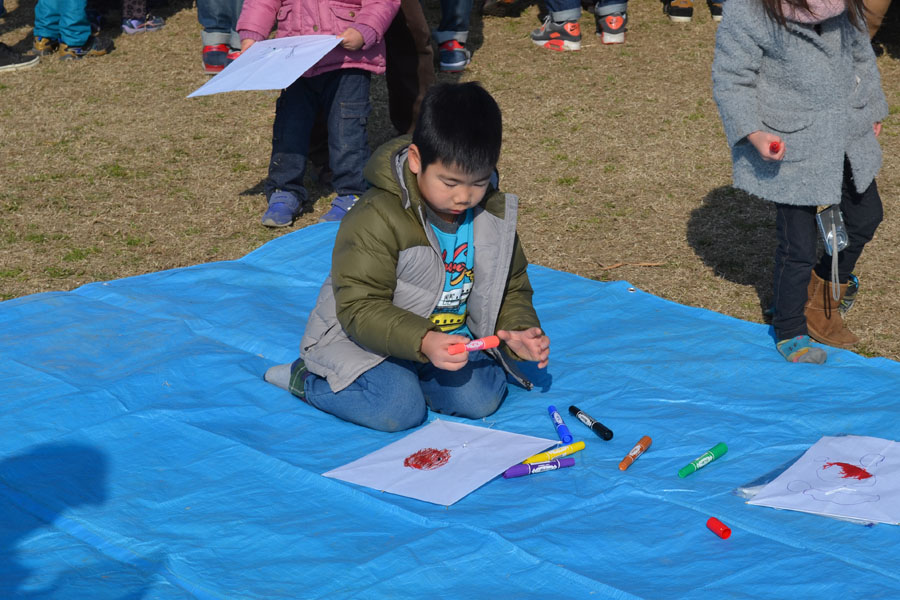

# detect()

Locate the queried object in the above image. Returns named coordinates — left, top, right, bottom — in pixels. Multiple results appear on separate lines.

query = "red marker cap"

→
left=706, top=517, right=731, bottom=539
left=769, top=141, right=781, bottom=154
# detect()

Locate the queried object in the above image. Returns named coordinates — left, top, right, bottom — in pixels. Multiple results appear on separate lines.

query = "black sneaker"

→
left=59, top=36, right=113, bottom=60
left=707, top=0, right=722, bottom=21
left=664, top=0, right=693, bottom=21
left=0, top=42, right=40, bottom=72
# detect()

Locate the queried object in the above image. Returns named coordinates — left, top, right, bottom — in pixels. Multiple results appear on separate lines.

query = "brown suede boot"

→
left=804, top=271, right=859, bottom=348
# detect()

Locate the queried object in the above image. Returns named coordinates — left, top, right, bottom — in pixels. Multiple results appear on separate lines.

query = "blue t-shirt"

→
left=429, top=209, right=474, bottom=338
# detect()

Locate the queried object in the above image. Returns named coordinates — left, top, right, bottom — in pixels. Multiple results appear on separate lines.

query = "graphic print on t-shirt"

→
left=430, top=210, right=474, bottom=337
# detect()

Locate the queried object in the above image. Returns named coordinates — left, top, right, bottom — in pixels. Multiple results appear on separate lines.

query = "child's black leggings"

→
left=771, top=157, right=883, bottom=341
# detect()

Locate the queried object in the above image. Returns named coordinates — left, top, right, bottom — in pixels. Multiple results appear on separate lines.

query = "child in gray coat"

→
left=712, top=0, right=888, bottom=363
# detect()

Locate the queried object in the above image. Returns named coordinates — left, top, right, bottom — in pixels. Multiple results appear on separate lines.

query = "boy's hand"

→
left=747, top=131, right=784, bottom=162
left=240, top=39, right=255, bottom=52
left=497, top=328, right=550, bottom=368
left=338, top=28, right=364, bottom=51
left=874, top=122, right=882, bottom=137
left=421, top=331, right=471, bottom=371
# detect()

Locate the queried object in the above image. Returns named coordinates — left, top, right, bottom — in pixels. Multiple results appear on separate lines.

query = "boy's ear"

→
left=407, top=143, right=422, bottom=175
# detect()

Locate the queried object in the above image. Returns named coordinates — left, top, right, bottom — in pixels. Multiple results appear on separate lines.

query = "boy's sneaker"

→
left=261, top=190, right=301, bottom=227
left=30, top=35, right=58, bottom=56
left=531, top=16, right=582, bottom=51
left=59, top=36, right=112, bottom=60
left=122, top=15, right=165, bottom=34
left=595, top=11, right=626, bottom=44
left=319, top=194, right=359, bottom=222
left=438, top=40, right=470, bottom=72
left=707, top=0, right=723, bottom=20
left=202, top=44, right=229, bottom=73
left=0, top=43, right=40, bottom=72
left=665, top=0, right=693, bottom=21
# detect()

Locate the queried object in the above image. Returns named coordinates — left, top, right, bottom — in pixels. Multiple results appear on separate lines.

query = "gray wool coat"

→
left=712, top=0, right=889, bottom=206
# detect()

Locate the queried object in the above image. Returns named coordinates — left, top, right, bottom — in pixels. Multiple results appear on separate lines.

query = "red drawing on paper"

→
left=404, top=448, right=451, bottom=470
left=786, top=454, right=884, bottom=505
left=822, top=461, right=873, bottom=480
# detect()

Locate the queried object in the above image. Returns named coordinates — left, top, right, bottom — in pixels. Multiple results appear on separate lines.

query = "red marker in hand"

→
left=769, top=141, right=781, bottom=154
left=448, top=335, right=500, bottom=355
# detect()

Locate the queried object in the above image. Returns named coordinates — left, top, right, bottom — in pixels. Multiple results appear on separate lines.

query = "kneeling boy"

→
left=265, top=82, right=550, bottom=432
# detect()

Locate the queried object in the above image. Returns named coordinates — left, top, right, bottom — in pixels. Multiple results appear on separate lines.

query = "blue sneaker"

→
left=319, top=194, right=359, bottom=223
left=438, top=40, right=470, bottom=72
left=261, top=190, right=301, bottom=227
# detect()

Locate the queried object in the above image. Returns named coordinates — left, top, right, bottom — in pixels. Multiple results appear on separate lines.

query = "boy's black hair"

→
left=411, top=82, right=502, bottom=175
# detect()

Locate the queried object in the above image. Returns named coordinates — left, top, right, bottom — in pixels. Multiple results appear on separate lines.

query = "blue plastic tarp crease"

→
left=3, top=223, right=900, bottom=598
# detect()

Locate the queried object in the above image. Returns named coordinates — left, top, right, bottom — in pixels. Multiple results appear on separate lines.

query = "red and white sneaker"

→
left=596, top=11, right=626, bottom=44
left=530, top=16, right=582, bottom=51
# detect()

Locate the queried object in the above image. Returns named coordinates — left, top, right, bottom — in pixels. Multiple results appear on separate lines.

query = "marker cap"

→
left=706, top=517, right=731, bottom=539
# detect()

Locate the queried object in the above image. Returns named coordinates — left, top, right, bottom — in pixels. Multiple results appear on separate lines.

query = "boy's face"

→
left=408, top=144, right=493, bottom=223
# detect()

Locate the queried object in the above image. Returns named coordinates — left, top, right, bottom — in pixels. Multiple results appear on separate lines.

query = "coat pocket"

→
left=328, top=0, right=363, bottom=31
left=760, top=110, right=815, bottom=163
left=276, top=5, right=295, bottom=29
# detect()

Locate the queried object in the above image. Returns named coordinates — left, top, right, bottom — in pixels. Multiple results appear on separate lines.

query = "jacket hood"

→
left=364, top=135, right=414, bottom=205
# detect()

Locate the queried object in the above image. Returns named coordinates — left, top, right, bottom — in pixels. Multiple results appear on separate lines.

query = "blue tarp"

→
left=2, top=224, right=899, bottom=599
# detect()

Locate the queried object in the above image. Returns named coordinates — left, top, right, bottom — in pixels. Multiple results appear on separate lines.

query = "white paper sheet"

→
left=748, top=435, right=900, bottom=524
left=323, top=420, right=558, bottom=505
left=188, top=35, right=341, bottom=98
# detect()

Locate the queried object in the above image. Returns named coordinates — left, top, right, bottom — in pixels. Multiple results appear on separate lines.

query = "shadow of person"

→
left=686, top=186, right=777, bottom=319
left=0, top=442, right=153, bottom=599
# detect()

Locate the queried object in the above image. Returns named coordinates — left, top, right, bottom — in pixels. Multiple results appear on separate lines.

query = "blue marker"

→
left=548, top=405, right=573, bottom=444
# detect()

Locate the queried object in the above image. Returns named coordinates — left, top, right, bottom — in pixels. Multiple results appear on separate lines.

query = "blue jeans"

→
left=305, top=352, right=509, bottom=432
left=543, top=0, right=627, bottom=20
left=772, top=158, right=882, bottom=341
left=197, top=0, right=242, bottom=49
left=434, top=0, right=473, bottom=43
left=267, top=69, right=371, bottom=204
left=34, top=0, right=89, bottom=46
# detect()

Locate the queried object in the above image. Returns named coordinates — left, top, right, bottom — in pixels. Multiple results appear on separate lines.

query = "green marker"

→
left=677, top=443, right=728, bottom=478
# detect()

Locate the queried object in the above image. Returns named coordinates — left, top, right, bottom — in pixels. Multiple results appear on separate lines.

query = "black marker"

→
left=568, top=405, right=613, bottom=440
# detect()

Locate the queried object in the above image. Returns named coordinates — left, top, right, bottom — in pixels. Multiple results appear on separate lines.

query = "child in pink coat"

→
left=237, top=0, right=400, bottom=226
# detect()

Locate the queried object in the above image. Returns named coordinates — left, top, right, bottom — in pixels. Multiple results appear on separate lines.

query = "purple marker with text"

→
left=503, top=458, right=575, bottom=479
left=548, top=405, right=574, bottom=444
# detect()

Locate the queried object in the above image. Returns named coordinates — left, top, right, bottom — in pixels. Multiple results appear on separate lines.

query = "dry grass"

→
left=2, top=0, right=899, bottom=357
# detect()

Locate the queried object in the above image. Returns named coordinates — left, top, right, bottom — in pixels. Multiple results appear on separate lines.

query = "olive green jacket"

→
left=299, top=137, right=541, bottom=393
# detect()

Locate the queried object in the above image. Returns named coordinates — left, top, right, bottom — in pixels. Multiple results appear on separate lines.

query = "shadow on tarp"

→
left=687, top=185, right=777, bottom=319
left=0, top=443, right=155, bottom=599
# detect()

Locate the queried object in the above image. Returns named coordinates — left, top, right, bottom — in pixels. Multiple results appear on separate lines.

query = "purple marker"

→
left=503, top=458, right=575, bottom=479
left=548, top=405, right=574, bottom=444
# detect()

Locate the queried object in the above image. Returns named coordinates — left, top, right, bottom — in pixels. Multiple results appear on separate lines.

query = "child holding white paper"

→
left=265, top=82, right=551, bottom=432
left=712, top=0, right=887, bottom=363
left=237, top=0, right=399, bottom=226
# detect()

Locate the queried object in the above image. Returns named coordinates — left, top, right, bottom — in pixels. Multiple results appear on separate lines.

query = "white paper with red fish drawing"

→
left=748, top=435, right=900, bottom=524
left=323, top=419, right=557, bottom=505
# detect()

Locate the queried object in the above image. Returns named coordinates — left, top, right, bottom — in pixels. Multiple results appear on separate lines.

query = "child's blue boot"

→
left=776, top=335, right=826, bottom=364
left=261, top=190, right=300, bottom=227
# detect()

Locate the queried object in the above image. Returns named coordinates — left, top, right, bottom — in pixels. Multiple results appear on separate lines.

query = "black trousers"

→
left=772, top=158, right=883, bottom=341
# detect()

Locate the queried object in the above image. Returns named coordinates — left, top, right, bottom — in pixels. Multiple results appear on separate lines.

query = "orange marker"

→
left=618, top=435, right=652, bottom=471
left=448, top=335, right=500, bottom=355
